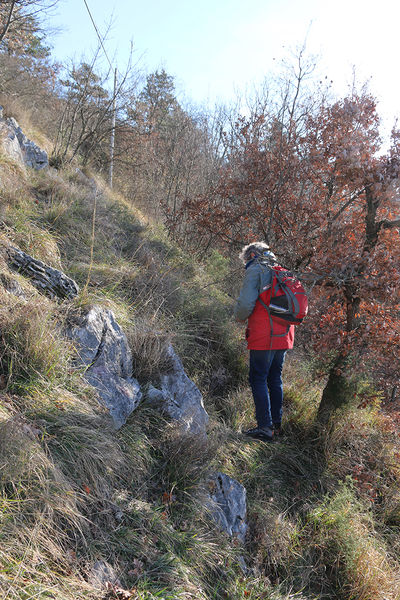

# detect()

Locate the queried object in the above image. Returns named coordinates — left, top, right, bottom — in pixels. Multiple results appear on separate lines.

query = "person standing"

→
left=234, top=242, right=294, bottom=441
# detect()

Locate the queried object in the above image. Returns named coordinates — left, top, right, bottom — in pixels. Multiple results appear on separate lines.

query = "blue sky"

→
left=48, top=0, right=400, bottom=131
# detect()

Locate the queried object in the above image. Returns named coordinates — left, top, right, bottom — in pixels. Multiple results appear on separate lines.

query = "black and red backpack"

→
left=258, top=265, right=308, bottom=326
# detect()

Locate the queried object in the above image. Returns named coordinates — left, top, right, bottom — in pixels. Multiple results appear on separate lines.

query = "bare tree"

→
left=51, top=48, right=142, bottom=171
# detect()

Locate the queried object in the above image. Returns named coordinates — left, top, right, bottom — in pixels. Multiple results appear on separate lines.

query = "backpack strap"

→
left=257, top=296, right=291, bottom=337
left=258, top=297, right=270, bottom=311
left=273, top=268, right=301, bottom=317
left=255, top=262, right=291, bottom=337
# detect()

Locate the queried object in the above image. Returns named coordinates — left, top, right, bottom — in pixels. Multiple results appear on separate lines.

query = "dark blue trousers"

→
left=249, top=349, right=287, bottom=429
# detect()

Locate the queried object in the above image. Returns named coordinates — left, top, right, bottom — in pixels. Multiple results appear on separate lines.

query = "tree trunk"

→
left=317, top=182, right=384, bottom=423
left=317, top=287, right=360, bottom=423
left=317, top=353, right=353, bottom=424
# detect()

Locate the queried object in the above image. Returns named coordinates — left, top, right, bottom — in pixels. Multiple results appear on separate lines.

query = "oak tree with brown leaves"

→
left=183, top=90, right=400, bottom=420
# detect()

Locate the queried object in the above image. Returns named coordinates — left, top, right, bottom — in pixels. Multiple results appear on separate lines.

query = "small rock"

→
left=0, top=272, right=26, bottom=298
left=205, top=472, right=247, bottom=543
left=90, top=560, right=120, bottom=588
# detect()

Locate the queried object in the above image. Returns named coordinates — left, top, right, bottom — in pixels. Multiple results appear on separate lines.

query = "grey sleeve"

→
left=234, top=266, right=262, bottom=320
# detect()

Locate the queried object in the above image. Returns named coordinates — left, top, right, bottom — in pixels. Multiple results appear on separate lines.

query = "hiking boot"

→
left=273, top=423, right=284, bottom=437
left=242, top=426, right=274, bottom=441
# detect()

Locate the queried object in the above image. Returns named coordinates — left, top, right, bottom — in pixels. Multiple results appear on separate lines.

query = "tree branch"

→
left=0, top=0, right=17, bottom=45
left=380, top=218, right=400, bottom=230
left=329, top=188, right=364, bottom=224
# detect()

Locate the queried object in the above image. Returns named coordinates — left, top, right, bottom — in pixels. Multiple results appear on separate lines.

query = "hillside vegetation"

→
left=0, top=9, right=400, bottom=598
left=0, top=107, right=400, bottom=600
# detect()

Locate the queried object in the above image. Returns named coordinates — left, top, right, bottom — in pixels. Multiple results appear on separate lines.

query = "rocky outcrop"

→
left=6, top=246, right=79, bottom=300
left=205, top=472, right=247, bottom=543
left=147, top=344, right=209, bottom=436
left=0, top=119, right=24, bottom=166
left=66, top=306, right=142, bottom=429
left=0, top=107, right=48, bottom=170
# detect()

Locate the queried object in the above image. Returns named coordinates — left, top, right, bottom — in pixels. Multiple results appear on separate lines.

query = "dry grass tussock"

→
left=31, top=167, right=87, bottom=227
left=0, top=151, right=27, bottom=203
left=0, top=95, right=30, bottom=126
left=0, top=397, right=141, bottom=599
left=0, top=286, right=72, bottom=394
left=0, top=172, right=62, bottom=268
left=309, top=484, right=400, bottom=600
left=126, top=321, right=173, bottom=382
left=322, top=402, right=400, bottom=524
left=0, top=223, right=61, bottom=267
left=0, top=418, right=96, bottom=600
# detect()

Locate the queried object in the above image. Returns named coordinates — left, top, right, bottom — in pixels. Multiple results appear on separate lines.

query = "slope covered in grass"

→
left=1, top=119, right=400, bottom=600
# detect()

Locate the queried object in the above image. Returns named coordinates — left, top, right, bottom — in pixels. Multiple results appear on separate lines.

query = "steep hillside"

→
left=1, top=112, right=400, bottom=600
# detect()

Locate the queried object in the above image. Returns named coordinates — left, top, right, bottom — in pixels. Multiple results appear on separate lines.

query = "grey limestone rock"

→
left=85, top=366, right=141, bottom=430
left=0, top=120, right=25, bottom=166
left=7, top=246, right=79, bottom=300
left=67, top=306, right=142, bottom=429
left=0, top=272, right=26, bottom=298
left=147, top=343, right=208, bottom=436
left=205, top=472, right=247, bottom=543
left=6, top=116, right=48, bottom=170
left=89, top=560, right=120, bottom=588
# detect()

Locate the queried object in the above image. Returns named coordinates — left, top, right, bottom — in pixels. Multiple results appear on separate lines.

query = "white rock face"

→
left=0, top=116, right=24, bottom=167
left=9, top=117, right=48, bottom=169
left=67, top=306, right=142, bottom=429
left=205, top=472, right=247, bottom=543
left=0, top=109, right=48, bottom=170
left=147, top=344, right=209, bottom=436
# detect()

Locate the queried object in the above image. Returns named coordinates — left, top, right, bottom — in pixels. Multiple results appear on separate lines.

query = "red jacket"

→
left=234, top=258, right=294, bottom=351
left=246, top=286, right=295, bottom=350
